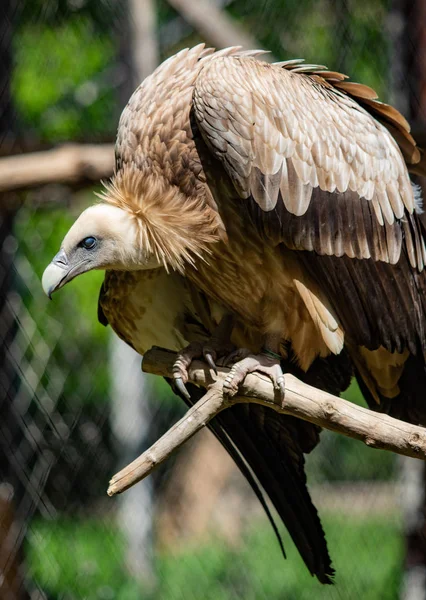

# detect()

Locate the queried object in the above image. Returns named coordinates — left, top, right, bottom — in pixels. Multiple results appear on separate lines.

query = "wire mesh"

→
left=0, top=1, right=423, bottom=599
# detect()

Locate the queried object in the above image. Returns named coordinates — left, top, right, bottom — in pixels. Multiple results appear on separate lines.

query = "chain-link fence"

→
left=1, top=1, right=425, bottom=599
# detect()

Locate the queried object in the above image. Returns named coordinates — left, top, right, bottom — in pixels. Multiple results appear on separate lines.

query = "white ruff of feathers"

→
left=96, top=165, right=221, bottom=273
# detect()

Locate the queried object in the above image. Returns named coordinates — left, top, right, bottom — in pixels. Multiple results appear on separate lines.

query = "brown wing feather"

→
left=194, top=55, right=419, bottom=225
left=278, top=60, right=422, bottom=169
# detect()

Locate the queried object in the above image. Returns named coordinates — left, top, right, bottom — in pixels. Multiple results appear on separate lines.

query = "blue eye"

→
left=81, top=236, right=97, bottom=250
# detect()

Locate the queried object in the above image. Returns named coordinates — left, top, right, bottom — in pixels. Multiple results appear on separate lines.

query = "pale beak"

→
left=42, top=249, right=71, bottom=298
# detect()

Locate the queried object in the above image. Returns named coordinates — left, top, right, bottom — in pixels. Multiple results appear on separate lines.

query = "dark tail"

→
left=169, top=349, right=352, bottom=584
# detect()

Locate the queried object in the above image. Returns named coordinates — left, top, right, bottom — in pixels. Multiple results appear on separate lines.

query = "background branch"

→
left=108, top=346, right=426, bottom=496
left=167, top=0, right=264, bottom=55
left=0, top=144, right=114, bottom=193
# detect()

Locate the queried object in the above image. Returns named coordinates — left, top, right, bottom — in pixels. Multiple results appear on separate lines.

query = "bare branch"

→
left=108, top=382, right=227, bottom=496
left=0, top=144, right=114, bottom=193
left=107, top=346, right=426, bottom=496
left=167, top=0, right=267, bottom=56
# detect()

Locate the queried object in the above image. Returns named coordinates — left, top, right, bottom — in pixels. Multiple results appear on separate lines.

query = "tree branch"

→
left=107, top=346, right=426, bottom=496
left=0, top=144, right=114, bottom=192
left=167, top=0, right=265, bottom=56
left=108, top=382, right=227, bottom=496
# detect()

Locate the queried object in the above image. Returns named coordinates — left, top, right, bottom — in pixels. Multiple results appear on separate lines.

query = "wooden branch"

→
left=0, top=144, right=114, bottom=192
left=108, top=382, right=227, bottom=496
left=167, top=0, right=267, bottom=56
left=107, top=346, right=426, bottom=496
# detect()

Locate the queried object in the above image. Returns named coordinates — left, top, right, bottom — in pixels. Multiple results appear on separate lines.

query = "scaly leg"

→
left=173, top=315, right=235, bottom=399
left=222, top=334, right=285, bottom=399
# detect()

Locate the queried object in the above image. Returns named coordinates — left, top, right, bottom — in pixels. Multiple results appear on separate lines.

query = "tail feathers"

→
left=175, top=378, right=333, bottom=583
left=218, top=402, right=335, bottom=584
left=167, top=349, right=352, bottom=584
left=185, top=388, right=288, bottom=560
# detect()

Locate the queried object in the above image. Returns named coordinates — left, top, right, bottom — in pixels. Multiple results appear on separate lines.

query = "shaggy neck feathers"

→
left=97, top=166, right=222, bottom=273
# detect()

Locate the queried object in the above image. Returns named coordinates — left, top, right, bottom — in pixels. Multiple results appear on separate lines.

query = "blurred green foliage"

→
left=228, top=0, right=391, bottom=98
left=13, top=0, right=393, bottom=143
left=13, top=18, right=116, bottom=141
left=27, top=513, right=402, bottom=600
left=18, top=0, right=121, bottom=31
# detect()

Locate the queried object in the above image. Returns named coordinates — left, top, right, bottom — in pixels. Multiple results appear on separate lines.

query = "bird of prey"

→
left=42, top=45, right=426, bottom=583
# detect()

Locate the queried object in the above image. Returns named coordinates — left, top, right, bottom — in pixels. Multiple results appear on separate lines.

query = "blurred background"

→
left=1, top=0, right=426, bottom=598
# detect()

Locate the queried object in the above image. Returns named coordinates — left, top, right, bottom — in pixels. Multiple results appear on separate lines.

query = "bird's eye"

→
left=81, top=236, right=97, bottom=250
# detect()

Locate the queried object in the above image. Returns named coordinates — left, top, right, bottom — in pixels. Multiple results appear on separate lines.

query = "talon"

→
left=172, top=322, right=235, bottom=399
left=174, top=376, right=191, bottom=401
left=276, top=375, right=286, bottom=398
left=204, top=352, right=218, bottom=375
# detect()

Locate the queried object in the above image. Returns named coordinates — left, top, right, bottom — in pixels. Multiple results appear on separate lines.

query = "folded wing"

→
left=193, top=55, right=426, bottom=416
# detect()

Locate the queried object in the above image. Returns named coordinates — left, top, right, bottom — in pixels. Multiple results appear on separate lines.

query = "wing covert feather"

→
left=194, top=55, right=425, bottom=271
left=194, top=56, right=416, bottom=223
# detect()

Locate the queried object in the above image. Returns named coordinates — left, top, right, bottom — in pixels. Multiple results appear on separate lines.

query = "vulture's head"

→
left=42, top=168, right=223, bottom=298
left=42, top=203, right=160, bottom=298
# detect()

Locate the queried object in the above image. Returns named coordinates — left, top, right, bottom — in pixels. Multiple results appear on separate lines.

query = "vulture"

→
left=42, top=45, right=426, bottom=584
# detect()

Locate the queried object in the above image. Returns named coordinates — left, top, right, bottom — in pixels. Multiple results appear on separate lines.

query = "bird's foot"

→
left=173, top=340, right=235, bottom=400
left=222, top=349, right=285, bottom=399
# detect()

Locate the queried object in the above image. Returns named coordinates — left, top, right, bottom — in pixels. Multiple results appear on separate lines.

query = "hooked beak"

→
left=42, top=249, right=88, bottom=299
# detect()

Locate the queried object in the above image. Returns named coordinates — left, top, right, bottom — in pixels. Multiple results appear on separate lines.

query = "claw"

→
left=204, top=352, right=218, bottom=375
left=172, top=329, right=233, bottom=399
left=276, top=374, right=286, bottom=399
left=174, top=376, right=191, bottom=401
